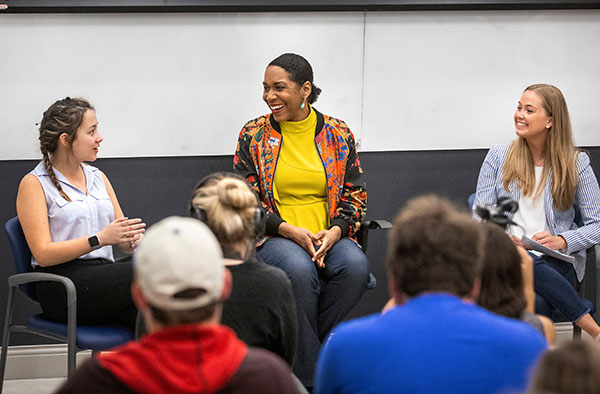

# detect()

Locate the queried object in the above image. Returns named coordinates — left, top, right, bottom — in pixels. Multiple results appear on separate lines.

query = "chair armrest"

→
left=8, top=272, right=77, bottom=308
left=357, top=220, right=393, bottom=252
left=360, top=220, right=393, bottom=231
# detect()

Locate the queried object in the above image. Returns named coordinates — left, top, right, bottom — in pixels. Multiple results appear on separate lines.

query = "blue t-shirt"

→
left=315, top=293, right=546, bottom=394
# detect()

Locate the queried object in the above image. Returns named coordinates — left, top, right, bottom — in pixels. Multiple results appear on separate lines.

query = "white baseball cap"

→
left=134, top=216, right=224, bottom=311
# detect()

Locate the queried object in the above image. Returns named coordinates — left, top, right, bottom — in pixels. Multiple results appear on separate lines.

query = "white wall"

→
left=1, top=10, right=599, bottom=159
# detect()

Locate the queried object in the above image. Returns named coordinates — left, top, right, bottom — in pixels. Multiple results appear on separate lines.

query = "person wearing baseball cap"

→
left=55, top=216, right=299, bottom=394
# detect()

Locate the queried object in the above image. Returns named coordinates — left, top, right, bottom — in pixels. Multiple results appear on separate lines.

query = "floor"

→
left=2, top=378, right=65, bottom=394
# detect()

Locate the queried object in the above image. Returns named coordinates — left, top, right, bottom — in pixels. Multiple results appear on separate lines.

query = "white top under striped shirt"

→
left=509, top=167, right=549, bottom=238
left=29, top=161, right=115, bottom=267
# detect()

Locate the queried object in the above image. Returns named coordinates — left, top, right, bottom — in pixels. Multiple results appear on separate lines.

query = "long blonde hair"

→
left=190, top=174, right=259, bottom=259
left=502, top=84, right=579, bottom=211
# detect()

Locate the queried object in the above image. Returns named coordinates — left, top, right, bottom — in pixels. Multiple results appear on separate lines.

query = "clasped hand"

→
left=279, top=223, right=342, bottom=269
left=97, top=217, right=146, bottom=249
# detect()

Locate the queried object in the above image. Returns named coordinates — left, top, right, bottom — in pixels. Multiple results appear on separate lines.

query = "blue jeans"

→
left=532, top=253, right=590, bottom=322
left=258, top=237, right=370, bottom=387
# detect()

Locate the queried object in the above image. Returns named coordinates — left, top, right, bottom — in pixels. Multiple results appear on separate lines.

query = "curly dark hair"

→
left=268, top=53, right=322, bottom=104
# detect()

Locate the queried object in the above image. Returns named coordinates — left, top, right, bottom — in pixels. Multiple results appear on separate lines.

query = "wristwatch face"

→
left=88, top=235, right=100, bottom=249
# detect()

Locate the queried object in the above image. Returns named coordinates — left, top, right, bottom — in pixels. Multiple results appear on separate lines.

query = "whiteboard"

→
left=1, top=10, right=599, bottom=159
left=0, top=12, right=364, bottom=159
left=362, top=10, right=600, bottom=151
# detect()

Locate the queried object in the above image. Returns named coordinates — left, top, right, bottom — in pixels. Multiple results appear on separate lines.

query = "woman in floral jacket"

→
left=233, top=53, right=371, bottom=389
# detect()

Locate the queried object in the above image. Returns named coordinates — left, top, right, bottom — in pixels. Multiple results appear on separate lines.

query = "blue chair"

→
left=0, top=217, right=134, bottom=391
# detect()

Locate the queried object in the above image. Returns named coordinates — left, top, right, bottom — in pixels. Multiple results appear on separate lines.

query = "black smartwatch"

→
left=88, top=235, right=101, bottom=250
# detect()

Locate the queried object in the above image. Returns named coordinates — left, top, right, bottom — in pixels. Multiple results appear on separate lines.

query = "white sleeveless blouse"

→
left=29, top=161, right=114, bottom=266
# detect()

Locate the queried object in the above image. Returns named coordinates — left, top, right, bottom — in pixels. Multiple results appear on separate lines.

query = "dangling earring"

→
left=300, top=102, right=305, bottom=109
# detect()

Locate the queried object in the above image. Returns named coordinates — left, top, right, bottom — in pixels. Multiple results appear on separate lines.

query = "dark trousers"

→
left=533, top=253, right=590, bottom=322
left=35, top=258, right=137, bottom=330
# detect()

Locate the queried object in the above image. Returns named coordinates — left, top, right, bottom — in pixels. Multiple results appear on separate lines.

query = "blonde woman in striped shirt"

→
left=474, top=84, right=600, bottom=339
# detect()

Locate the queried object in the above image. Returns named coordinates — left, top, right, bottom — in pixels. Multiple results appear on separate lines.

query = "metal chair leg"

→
left=0, top=286, right=16, bottom=394
left=573, top=324, right=582, bottom=339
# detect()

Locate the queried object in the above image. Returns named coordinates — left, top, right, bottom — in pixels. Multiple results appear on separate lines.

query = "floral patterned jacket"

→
left=233, top=108, right=367, bottom=243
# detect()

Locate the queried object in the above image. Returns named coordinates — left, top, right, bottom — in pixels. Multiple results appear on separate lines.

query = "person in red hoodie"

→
left=55, top=216, right=299, bottom=394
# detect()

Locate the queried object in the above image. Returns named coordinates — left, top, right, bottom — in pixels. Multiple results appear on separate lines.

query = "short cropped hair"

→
left=386, top=195, right=485, bottom=297
left=149, top=301, right=218, bottom=326
left=529, top=340, right=600, bottom=394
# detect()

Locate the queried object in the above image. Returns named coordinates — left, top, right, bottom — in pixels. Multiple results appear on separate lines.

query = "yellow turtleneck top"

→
left=274, top=107, right=329, bottom=234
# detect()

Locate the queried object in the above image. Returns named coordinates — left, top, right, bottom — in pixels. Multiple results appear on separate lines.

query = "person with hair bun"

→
left=190, top=172, right=298, bottom=367
left=234, top=53, right=370, bottom=388
left=16, top=97, right=145, bottom=330
left=474, top=84, right=600, bottom=339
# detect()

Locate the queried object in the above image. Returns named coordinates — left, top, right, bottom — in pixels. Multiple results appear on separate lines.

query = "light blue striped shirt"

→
left=29, top=161, right=115, bottom=267
left=474, top=143, right=600, bottom=281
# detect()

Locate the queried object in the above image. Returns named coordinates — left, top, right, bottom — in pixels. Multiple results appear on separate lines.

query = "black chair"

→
left=357, top=220, right=392, bottom=290
left=357, top=220, right=393, bottom=254
left=0, top=217, right=134, bottom=392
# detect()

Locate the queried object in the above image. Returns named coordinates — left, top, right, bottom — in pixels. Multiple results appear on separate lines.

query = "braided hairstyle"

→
left=268, top=53, right=322, bottom=104
left=38, top=97, right=94, bottom=202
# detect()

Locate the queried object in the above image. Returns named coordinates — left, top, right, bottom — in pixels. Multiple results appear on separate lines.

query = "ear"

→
left=220, top=268, right=232, bottom=301
left=301, top=81, right=312, bottom=102
left=58, top=132, right=71, bottom=148
left=131, top=281, right=148, bottom=311
left=467, top=277, right=481, bottom=301
left=546, top=118, right=553, bottom=129
left=387, top=270, right=407, bottom=306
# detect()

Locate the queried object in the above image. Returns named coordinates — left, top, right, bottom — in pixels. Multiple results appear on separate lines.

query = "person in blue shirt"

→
left=315, top=195, right=546, bottom=394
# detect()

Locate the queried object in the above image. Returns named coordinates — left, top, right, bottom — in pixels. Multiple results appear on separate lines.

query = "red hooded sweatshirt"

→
left=98, top=323, right=247, bottom=394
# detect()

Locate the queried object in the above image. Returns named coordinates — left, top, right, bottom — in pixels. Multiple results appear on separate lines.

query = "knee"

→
left=327, top=240, right=370, bottom=281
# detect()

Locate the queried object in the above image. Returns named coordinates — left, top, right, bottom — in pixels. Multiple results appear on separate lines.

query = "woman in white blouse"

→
left=16, top=97, right=145, bottom=330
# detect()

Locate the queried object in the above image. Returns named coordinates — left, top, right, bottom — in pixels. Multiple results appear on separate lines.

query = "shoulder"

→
left=19, top=173, right=43, bottom=190
left=471, top=306, right=547, bottom=348
left=488, top=142, right=511, bottom=158
left=29, top=161, right=47, bottom=177
left=54, top=358, right=134, bottom=394
left=225, top=348, right=296, bottom=393
left=481, top=142, right=511, bottom=169
left=576, top=150, right=592, bottom=172
left=323, top=314, right=382, bottom=349
left=321, top=113, right=354, bottom=139
left=233, top=261, right=293, bottom=295
left=240, top=115, right=271, bottom=136
left=251, top=261, right=291, bottom=282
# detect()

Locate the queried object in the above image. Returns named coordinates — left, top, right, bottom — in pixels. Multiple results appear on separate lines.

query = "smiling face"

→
left=262, top=65, right=311, bottom=122
left=514, top=90, right=552, bottom=144
left=69, top=109, right=102, bottom=162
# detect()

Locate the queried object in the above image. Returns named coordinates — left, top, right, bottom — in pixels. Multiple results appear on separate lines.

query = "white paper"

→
left=521, top=236, right=575, bottom=264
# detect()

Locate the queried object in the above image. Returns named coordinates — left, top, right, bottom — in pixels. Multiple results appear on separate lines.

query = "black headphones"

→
left=188, top=172, right=266, bottom=239
left=475, top=196, right=519, bottom=230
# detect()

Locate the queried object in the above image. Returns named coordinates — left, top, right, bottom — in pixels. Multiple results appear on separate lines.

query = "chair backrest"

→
left=4, top=216, right=37, bottom=301
left=467, top=192, right=476, bottom=213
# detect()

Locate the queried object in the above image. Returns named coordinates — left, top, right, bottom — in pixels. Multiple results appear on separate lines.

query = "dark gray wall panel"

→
left=1, top=147, right=598, bottom=344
